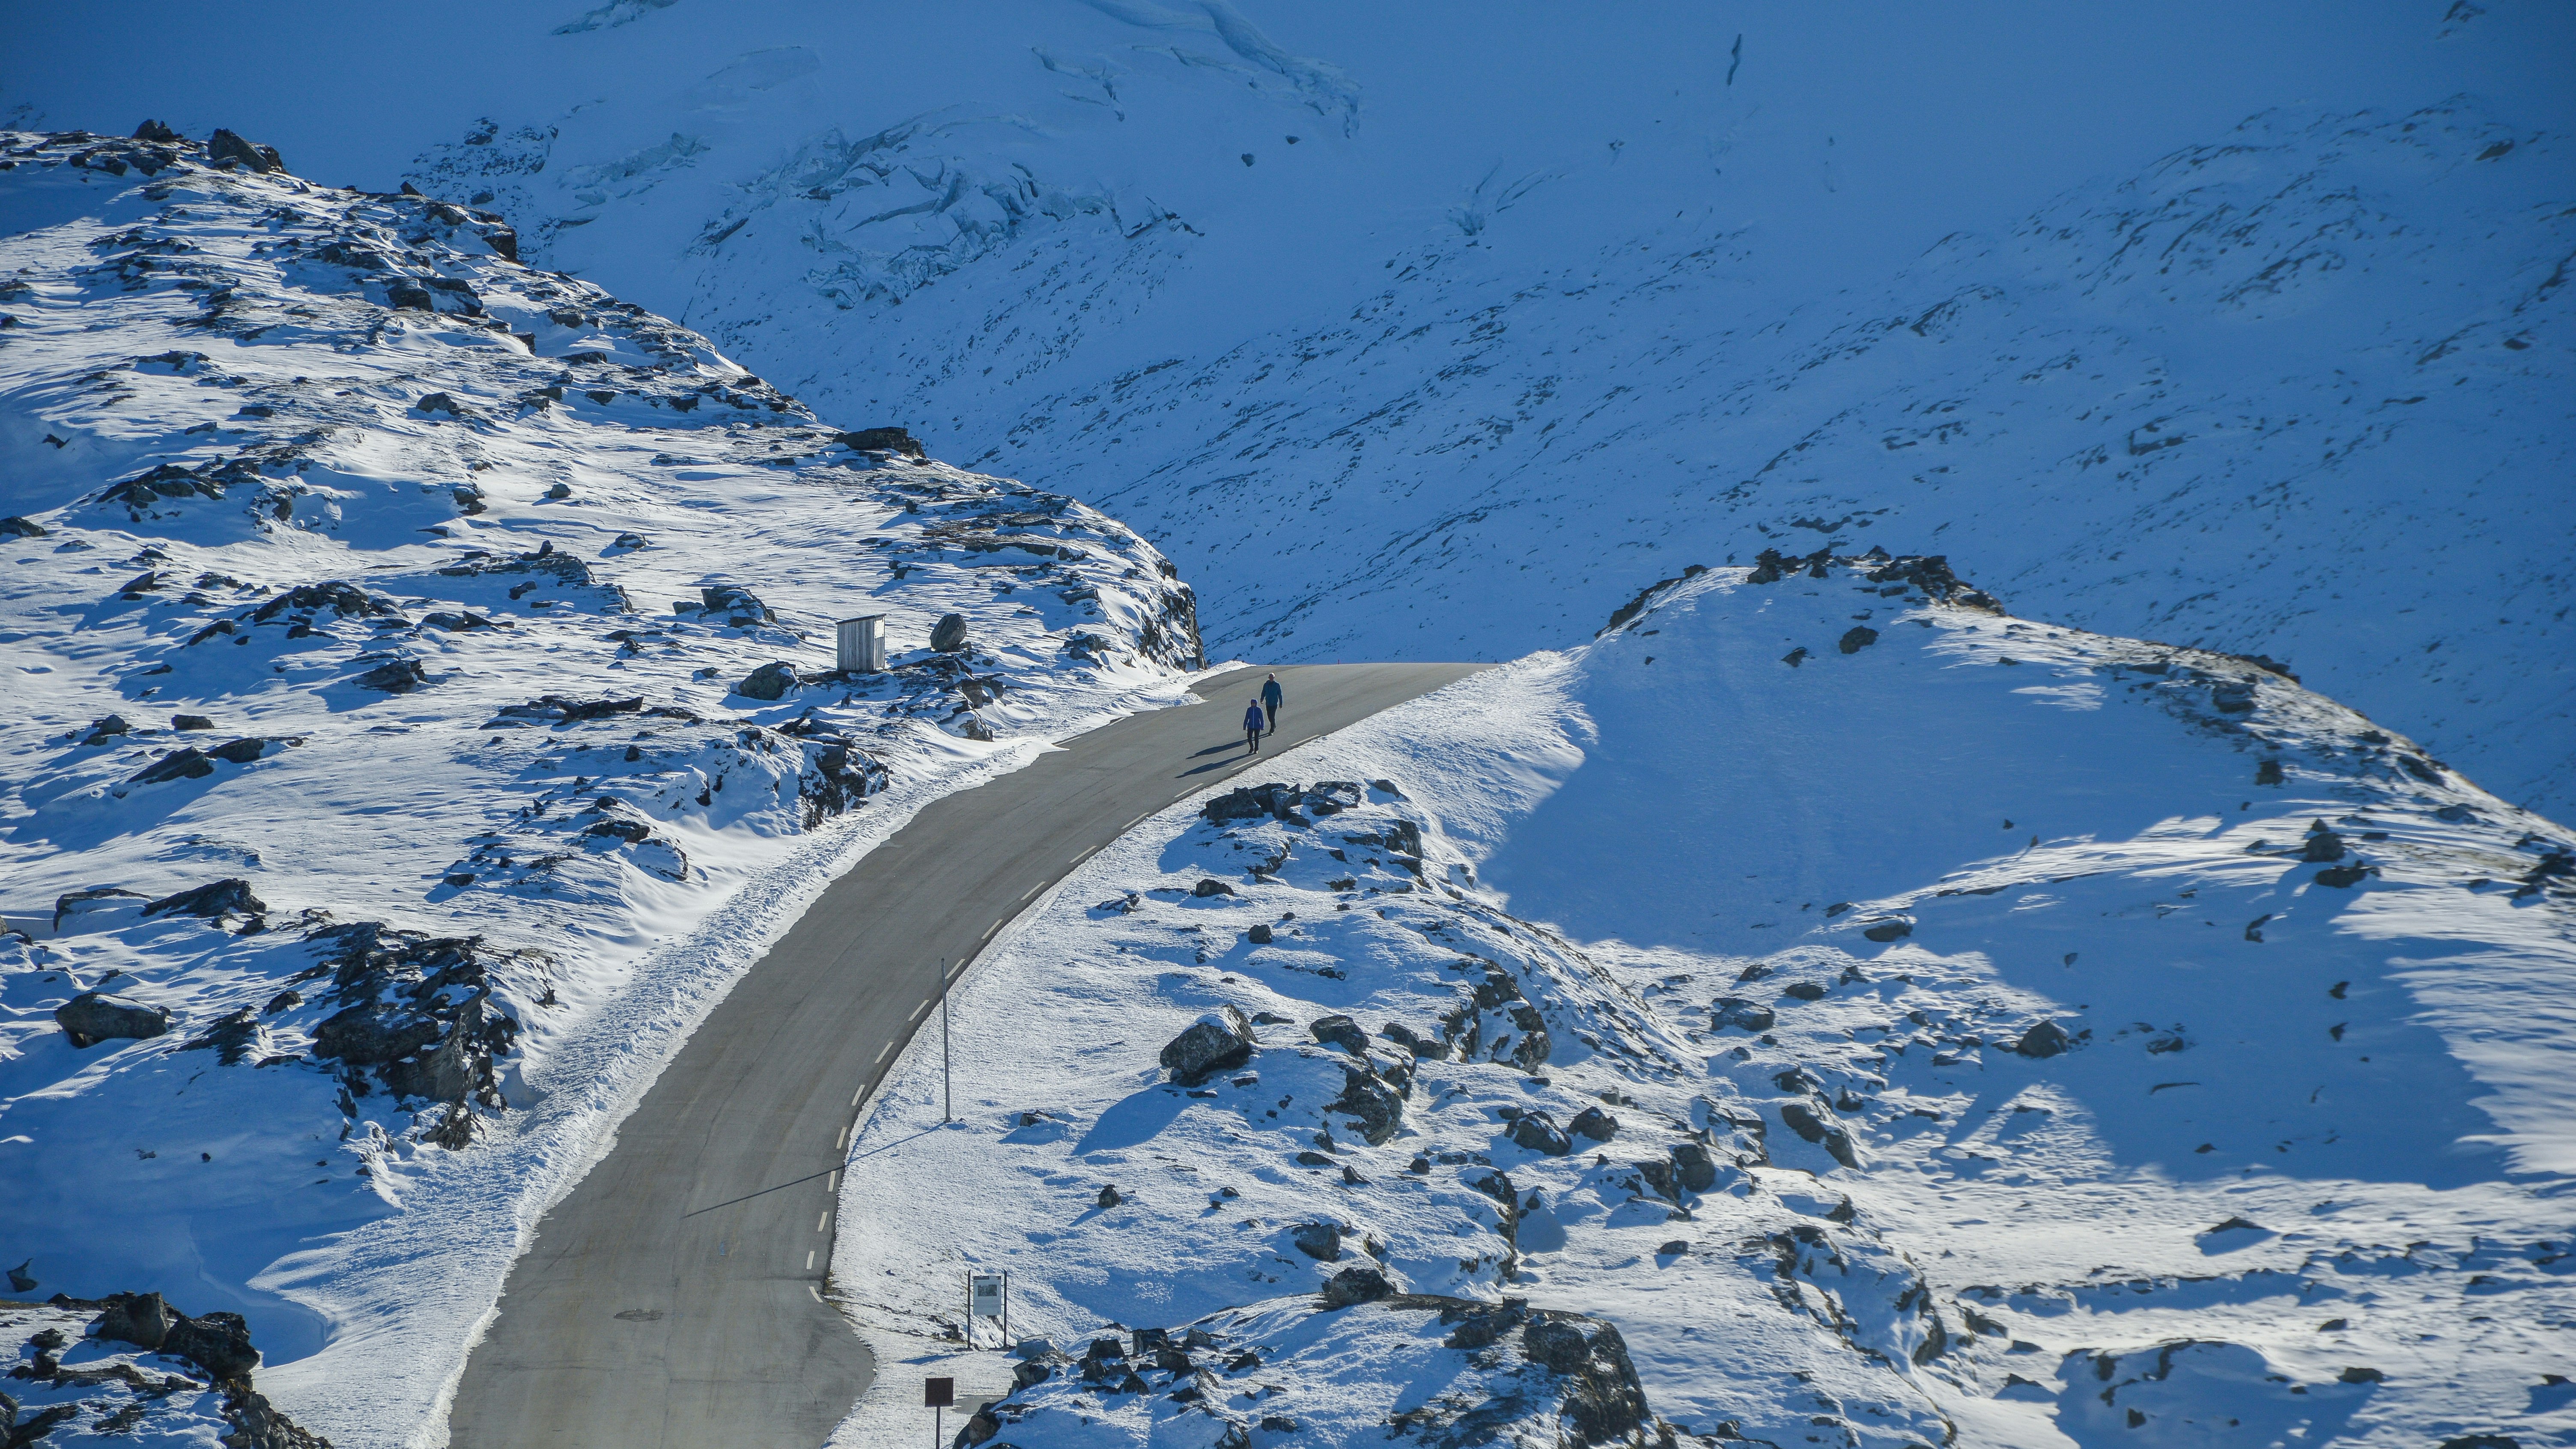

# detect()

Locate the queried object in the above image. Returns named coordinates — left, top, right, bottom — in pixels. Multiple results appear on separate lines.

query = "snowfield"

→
left=0, top=128, right=1205, bottom=1443
left=832, top=557, right=2573, bottom=1449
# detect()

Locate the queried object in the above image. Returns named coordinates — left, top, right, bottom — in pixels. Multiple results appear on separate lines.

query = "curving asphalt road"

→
left=447, top=661, right=1483, bottom=1448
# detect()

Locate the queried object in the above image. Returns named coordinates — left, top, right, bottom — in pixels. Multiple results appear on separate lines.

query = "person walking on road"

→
left=1243, top=698, right=1267, bottom=754
left=1260, top=673, right=1283, bottom=736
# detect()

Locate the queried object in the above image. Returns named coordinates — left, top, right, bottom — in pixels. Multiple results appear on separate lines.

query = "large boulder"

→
left=1160, top=1007, right=1255, bottom=1085
left=1309, top=1015, right=1368, bottom=1055
left=1290, top=1222, right=1343, bottom=1261
left=95, top=1291, right=178, bottom=1349
left=1567, top=1106, right=1619, bottom=1142
left=734, top=661, right=799, bottom=701
left=353, top=658, right=429, bottom=693
left=1520, top=1316, right=1654, bottom=1444
left=1318, top=1266, right=1395, bottom=1309
left=56, top=993, right=173, bottom=1048
left=1671, top=1141, right=1720, bottom=1193
left=1507, top=1110, right=1572, bottom=1157
left=930, top=612, right=970, bottom=654
left=2015, top=1019, right=2073, bottom=1058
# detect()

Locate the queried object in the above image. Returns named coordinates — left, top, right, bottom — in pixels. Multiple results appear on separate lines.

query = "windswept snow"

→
left=0, top=129, right=1205, bottom=1443
left=832, top=556, right=2573, bottom=1448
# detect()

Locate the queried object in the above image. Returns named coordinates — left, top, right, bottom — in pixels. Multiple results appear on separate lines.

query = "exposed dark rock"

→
left=1097, top=1184, right=1123, bottom=1209
left=1861, top=918, right=1914, bottom=942
left=2256, top=759, right=2285, bottom=786
left=353, top=658, right=429, bottom=694
left=1318, top=1266, right=1395, bottom=1308
left=1671, top=1142, right=1719, bottom=1193
left=930, top=612, right=970, bottom=653
left=206, top=128, right=284, bottom=174
left=1864, top=553, right=2004, bottom=611
left=837, top=427, right=925, bottom=457
left=146, top=878, right=265, bottom=918
left=1838, top=625, right=1880, bottom=654
left=173, top=714, right=215, bottom=730
left=302, top=922, right=524, bottom=1115
left=1380, top=1023, right=1443, bottom=1059
left=1596, top=565, right=1707, bottom=637
left=1191, top=878, right=1235, bottom=898
left=1159, top=1007, right=1255, bottom=1085
left=1, top=515, right=51, bottom=538
left=2302, top=823, right=2348, bottom=862
left=1783, top=980, right=1828, bottom=1001
left=1329, top=1065, right=1405, bottom=1145
left=130, top=746, right=216, bottom=784
left=411, top=391, right=466, bottom=415
left=2015, top=1019, right=2073, bottom=1058
left=94, top=1291, right=178, bottom=1350
left=133, top=119, right=185, bottom=143
left=1310, top=1014, right=1367, bottom=1055
left=1780, top=1101, right=1859, bottom=1169
left=2316, top=863, right=2371, bottom=888
left=1520, top=1315, right=1654, bottom=1444
left=164, top=1310, right=259, bottom=1380
left=1509, top=1110, right=1572, bottom=1156
left=734, top=661, right=799, bottom=701
left=1246, top=923, right=1273, bottom=944
left=1780, top=646, right=1809, bottom=668
left=1711, top=997, right=1775, bottom=1032
left=1567, top=1106, right=1619, bottom=1142
left=1291, top=1222, right=1343, bottom=1261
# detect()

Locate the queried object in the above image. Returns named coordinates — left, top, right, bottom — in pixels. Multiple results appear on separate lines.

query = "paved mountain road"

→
left=447, top=662, right=1483, bottom=1448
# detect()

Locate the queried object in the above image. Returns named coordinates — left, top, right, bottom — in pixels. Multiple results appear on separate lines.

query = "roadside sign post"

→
left=968, top=1270, right=1008, bottom=1347
left=924, top=1375, right=953, bottom=1449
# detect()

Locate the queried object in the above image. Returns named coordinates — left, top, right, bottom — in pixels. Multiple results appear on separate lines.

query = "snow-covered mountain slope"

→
left=0, top=127, right=1205, bottom=1442
left=833, top=555, right=2573, bottom=1449
left=9, top=5, right=2565, bottom=819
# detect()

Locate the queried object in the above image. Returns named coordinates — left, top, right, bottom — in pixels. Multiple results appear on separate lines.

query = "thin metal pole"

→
left=934, top=1404, right=941, bottom=1449
left=940, top=960, right=952, bottom=1125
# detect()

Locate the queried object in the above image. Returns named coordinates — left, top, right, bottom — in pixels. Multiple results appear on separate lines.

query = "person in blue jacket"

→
left=1243, top=698, right=1267, bottom=753
left=1260, top=673, right=1283, bottom=735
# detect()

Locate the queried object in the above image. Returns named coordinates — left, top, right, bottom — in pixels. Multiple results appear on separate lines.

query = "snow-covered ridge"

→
left=0, top=125, right=1205, bottom=1441
left=835, top=554, right=2572, bottom=1449
left=402, top=66, right=2570, bottom=820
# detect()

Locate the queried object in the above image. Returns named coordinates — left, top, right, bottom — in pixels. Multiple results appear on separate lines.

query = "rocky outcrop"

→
left=145, top=878, right=266, bottom=919
left=837, top=426, right=925, bottom=457
left=930, top=612, right=970, bottom=653
left=298, top=922, right=528, bottom=1124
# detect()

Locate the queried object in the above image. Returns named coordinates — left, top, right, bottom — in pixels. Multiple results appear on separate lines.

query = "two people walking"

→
left=1243, top=673, right=1284, bottom=753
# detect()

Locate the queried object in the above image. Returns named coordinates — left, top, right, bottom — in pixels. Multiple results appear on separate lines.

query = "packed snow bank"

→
left=833, top=554, right=2572, bottom=1448
left=0, top=128, right=1206, bottom=1445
